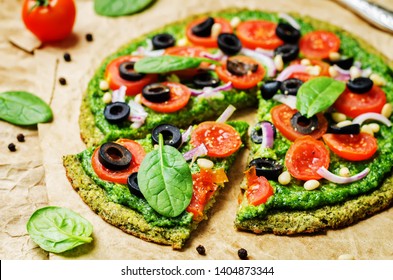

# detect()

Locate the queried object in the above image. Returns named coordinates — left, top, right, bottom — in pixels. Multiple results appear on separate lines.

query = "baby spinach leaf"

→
left=296, top=77, right=346, bottom=118
left=134, top=55, right=216, bottom=74
left=94, top=0, right=154, bottom=17
left=137, top=134, right=193, bottom=217
left=0, top=91, right=53, bottom=125
left=27, top=206, right=93, bottom=254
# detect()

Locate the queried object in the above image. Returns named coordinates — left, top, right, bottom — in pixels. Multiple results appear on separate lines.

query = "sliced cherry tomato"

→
left=140, top=81, right=191, bottom=113
left=190, top=121, right=242, bottom=158
left=333, top=85, right=387, bottom=118
left=289, top=59, right=330, bottom=82
left=285, top=136, right=330, bottom=180
left=271, top=104, right=328, bottom=142
left=215, top=55, right=265, bottom=89
left=245, top=166, right=274, bottom=206
left=236, top=20, right=283, bottom=50
left=105, top=55, right=158, bottom=96
left=186, top=17, right=232, bottom=48
left=299, top=31, right=340, bottom=59
left=91, top=139, right=146, bottom=185
left=322, top=133, right=377, bottom=161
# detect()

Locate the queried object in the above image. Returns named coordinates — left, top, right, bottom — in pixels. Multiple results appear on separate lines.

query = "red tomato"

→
left=140, top=82, right=191, bottom=113
left=285, top=136, right=330, bottom=181
left=91, top=139, right=146, bottom=185
left=190, top=121, right=242, bottom=158
left=22, top=0, right=76, bottom=42
left=186, top=18, right=232, bottom=48
left=289, top=59, right=330, bottom=82
left=322, top=133, right=377, bottom=161
left=215, top=55, right=265, bottom=89
left=236, top=20, right=283, bottom=50
left=245, top=166, right=274, bottom=206
left=105, top=55, right=158, bottom=96
left=299, top=31, right=340, bottom=59
left=333, top=86, right=387, bottom=118
left=271, top=104, right=328, bottom=142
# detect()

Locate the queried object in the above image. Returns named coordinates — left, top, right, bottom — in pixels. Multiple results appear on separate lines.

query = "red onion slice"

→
left=128, top=99, right=148, bottom=127
left=255, top=47, right=274, bottom=58
left=352, top=112, right=392, bottom=127
left=216, top=104, right=236, bottom=123
left=181, top=126, right=193, bottom=144
left=272, top=94, right=297, bottom=109
left=261, top=122, right=274, bottom=148
left=276, top=64, right=307, bottom=81
left=189, top=82, right=232, bottom=97
left=183, top=144, right=208, bottom=161
left=112, top=86, right=126, bottom=103
left=317, top=167, right=370, bottom=184
left=278, top=12, right=301, bottom=30
left=241, top=48, right=276, bottom=77
left=201, top=50, right=224, bottom=61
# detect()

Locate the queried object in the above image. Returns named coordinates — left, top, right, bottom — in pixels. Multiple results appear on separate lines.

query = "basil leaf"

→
left=138, top=134, right=193, bottom=217
left=134, top=55, right=216, bottom=74
left=27, top=206, right=93, bottom=253
left=94, top=0, right=153, bottom=17
left=0, top=91, right=53, bottom=125
left=296, top=77, right=346, bottom=118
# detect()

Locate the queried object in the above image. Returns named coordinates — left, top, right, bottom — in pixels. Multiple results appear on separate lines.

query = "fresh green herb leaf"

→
left=94, top=0, right=154, bottom=17
left=296, top=77, right=346, bottom=118
left=134, top=55, right=217, bottom=74
left=0, top=91, right=53, bottom=126
left=27, top=206, right=93, bottom=253
left=137, top=134, right=193, bottom=217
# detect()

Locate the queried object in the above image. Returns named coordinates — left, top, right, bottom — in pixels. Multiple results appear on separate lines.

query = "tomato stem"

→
left=30, top=0, right=49, bottom=11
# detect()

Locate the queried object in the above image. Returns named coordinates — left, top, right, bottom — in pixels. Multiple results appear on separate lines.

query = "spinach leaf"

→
left=0, top=91, right=53, bottom=125
left=27, top=206, right=93, bottom=253
left=137, top=134, right=193, bottom=217
left=134, top=55, right=216, bottom=74
left=94, top=0, right=154, bottom=17
left=296, top=77, right=346, bottom=118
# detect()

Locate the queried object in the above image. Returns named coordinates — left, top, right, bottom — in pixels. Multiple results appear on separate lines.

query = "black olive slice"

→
left=152, top=124, right=182, bottom=149
left=192, top=72, right=220, bottom=88
left=261, top=81, right=282, bottom=100
left=104, top=102, right=130, bottom=124
left=280, top=78, right=303, bottom=96
left=274, top=44, right=299, bottom=63
left=192, top=17, right=215, bottom=37
left=217, top=33, right=242, bottom=55
left=142, top=83, right=171, bottom=103
left=127, top=172, right=144, bottom=198
left=347, top=77, right=373, bottom=94
left=152, top=33, right=176, bottom=50
left=251, top=121, right=277, bottom=144
left=227, top=58, right=258, bottom=76
left=275, top=23, right=301, bottom=44
left=98, top=142, right=132, bottom=170
left=290, top=112, right=319, bottom=134
left=332, top=57, right=354, bottom=70
left=249, top=158, right=283, bottom=180
left=328, top=124, right=360, bottom=134
left=119, top=61, right=145, bottom=81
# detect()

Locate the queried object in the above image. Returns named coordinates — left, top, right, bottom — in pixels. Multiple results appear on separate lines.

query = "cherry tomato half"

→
left=322, top=133, right=377, bottom=161
left=245, top=166, right=274, bottom=206
left=285, top=136, right=330, bottom=181
left=236, top=20, right=283, bottom=50
left=289, top=59, right=330, bottom=82
left=299, top=31, right=340, bottom=59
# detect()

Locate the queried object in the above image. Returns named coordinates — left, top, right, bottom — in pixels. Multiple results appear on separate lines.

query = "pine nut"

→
left=102, top=92, right=112, bottom=104
left=361, top=124, right=374, bottom=136
left=300, top=59, right=311, bottom=66
left=274, top=55, right=284, bottom=72
left=211, top=23, right=222, bottom=38
left=304, top=180, right=320, bottom=190
left=336, top=120, right=352, bottom=128
left=197, top=158, right=214, bottom=170
left=381, top=103, right=392, bottom=118
left=329, top=52, right=341, bottom=61
left=339, top=167, right=350, bottom=177
left=368, top=123, right=380, bottom=133
left=99, top=80, right=109, bottom=91
left=328, top=66, right=339, bottom=78
left=278, top=171, right=291, bottom=185
left=349, top=66, right=361, bottom=79
left=177, top=37, right=188, bottom=46
left=134, top=93, right=142, bottom=104
left=230, top=17, right=241, bottom=28
left=331, top=112, right=347, bottom=123
left=369, top=73, right=387, bottom=86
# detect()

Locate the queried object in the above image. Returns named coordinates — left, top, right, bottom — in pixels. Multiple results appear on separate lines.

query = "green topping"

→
left=26, top=206, right=93, bottom=253
left=137, top=134, right=193, bottom=217
left=296, top=77, right=345, bottom=118
left=94, top=0, right=154, bottom=17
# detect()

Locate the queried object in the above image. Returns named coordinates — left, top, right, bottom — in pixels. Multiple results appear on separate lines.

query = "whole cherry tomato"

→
left=22, top=0, right=76, bottom=42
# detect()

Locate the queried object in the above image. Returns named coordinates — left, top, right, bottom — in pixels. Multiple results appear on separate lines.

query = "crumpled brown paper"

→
left=2, top=0, right=393, bottom=260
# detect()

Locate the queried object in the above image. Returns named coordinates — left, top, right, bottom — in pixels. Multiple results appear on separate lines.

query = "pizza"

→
left=64, top=9, right=393, bottom=249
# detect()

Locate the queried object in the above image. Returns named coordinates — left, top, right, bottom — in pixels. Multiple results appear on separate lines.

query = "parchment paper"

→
left=2, top=0, right=393, bottom=260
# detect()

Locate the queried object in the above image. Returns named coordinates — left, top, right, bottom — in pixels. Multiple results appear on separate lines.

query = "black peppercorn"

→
left=17, top=133, right=25, bottom=142
left=85, top=33, right=93, bottom=42
left=238, top=248, right=248, bottom=260
left=196, top=245, right=206, bottom=255
left=59, top=77, right=67, bottom=85
left=8, top=143, right=16, bottom=152
left=63, top=53, right=71, bottom=62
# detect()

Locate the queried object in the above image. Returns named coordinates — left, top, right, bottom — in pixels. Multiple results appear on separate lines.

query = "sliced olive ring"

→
left=290, top=112, right=319, bottom=134
left=119, top=61, right=145, bottom=81
left=104, top=102, right=130, bottom=124
left=280, top=78, right=303, bottom=96
left=274, top=44, right=299, bottom=63
left=142, top=83, right=171, bottom=103
left=152, top=124, right=182, bottom=149
left=227, top=58, right=258, bottom=76
left=275, top=23, right=301, bottom=44
left=217, top=33, right=242, bottom=56
left=152, top=33, right=176, bottom=50
left=328, top=123, right=360, bottom=134
left=192, top=17, right=215, bottom=37
left=249, top=158, right=283, bottom=180
left=98, top=142, right=132, bottom=171
left=332, top=57, right=354, bottom=70
left=261, top=81, right=282, bottom=100
left=193, top=72, right=220, bottom=88
left=347, top=77, right=373, bottom=94
left=251, top=121, right=276, bottom=144
left=127, top=172, right=144, bottom=198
